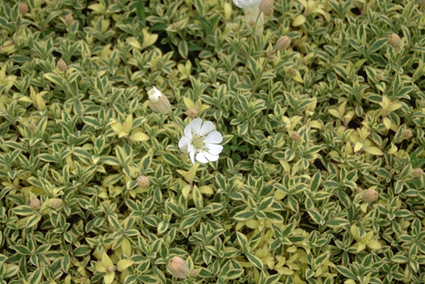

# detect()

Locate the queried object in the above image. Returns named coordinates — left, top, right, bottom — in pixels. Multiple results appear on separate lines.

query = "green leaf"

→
left=233, top=210, right=255, bottom=221
left=12, top=205, right=34, bottom=216
left=336, top=265, right=356, bottom=279
left=237, top=232, right=248, bottom=251
left=74, top=245, right=91, bottom=257
left=246, top=253, right=263, bottom=270
left=14, top=245, right=31, bottom=255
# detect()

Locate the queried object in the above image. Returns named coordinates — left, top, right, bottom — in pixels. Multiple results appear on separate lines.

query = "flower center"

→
left=191, top=135, right=205, bottom=150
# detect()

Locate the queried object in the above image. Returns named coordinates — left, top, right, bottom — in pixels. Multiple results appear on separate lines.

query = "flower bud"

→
left=57, top=59, right=68, bottom=71
left=19, top=3, right=28, bottom=16
left=148, top=86, right=171, bottom=114
left=189, top=268, right=200, bottom=278
left=65, top=14, right=74, bottom=25
left=51, top=198, right=63, bottom=209
left=388, top=33, right=401, bottom=48
left=168, top=256, right=190, bottom=279
left=402, top=129, right=412, bottom=139
left=186, top=108, right=198, bottom=118
left=137, top=176, right=150, bottom=188
left=413, top=168, right=424, bottom=179
left=30, top=198, right=41, bottom=210
left=259, top=0, right=274, bottom=16
left=276, top=36, right=291, bottom=50
left=267, top=49, right=275, bottom=59
left=288, top=67, right=297, bottom=77
left=354, top=187, right=362, bottom=193
left=290, top=131, right=301, bottom=141
left=362, top=189, right=378, bottom=203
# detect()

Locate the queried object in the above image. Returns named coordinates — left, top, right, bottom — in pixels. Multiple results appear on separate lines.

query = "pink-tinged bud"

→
left=388, top=33, right=401, bottom=48
left=137, top=176, right=150, bottom=188
left=30, top=198, right=41, bottom=210
left=276, top=36, right=291, bottom=50
left=148, top=86, right=171, bottom=114
left=19, top=3, right=28, bottom=16
left=362, top=189, right=378, bottom=203
left=57, top=59, right=68, bottom=71
left=51, top=198, right=63, bottom=209
left=259, top=0, right=274, bottom=16
left=413, top=168, right=424, bottom=179
left=168, top=256, right=190, bottom=279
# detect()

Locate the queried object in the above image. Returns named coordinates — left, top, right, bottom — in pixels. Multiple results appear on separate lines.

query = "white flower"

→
left=233, top=0, right=264, bottom=31
left=147, top=86, right=171, bottom=114
left=179, top=118, right=223, bottom=164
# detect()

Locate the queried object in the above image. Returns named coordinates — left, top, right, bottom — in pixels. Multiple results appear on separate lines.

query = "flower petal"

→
left=195, top=152, right=209, bottom=163
left=200, top=121, right=214, bottom=136
left=178, top=137, right=190, bottom=152
left=204, top=131, right=222, bottom=143
left=203, top=151, right=219, bottom=162
left=184, top=118, right=202, bottom=138
left=189, top=150, right=196, bottom=165
left=205, top=144, right=223, bottom=155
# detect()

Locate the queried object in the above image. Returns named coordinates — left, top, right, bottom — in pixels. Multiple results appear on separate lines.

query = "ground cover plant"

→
left=1, top=0, right=425, bottom=283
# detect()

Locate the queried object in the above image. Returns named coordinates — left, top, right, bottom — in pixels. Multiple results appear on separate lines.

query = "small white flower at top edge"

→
left=178, top=118, right=223, bottom=165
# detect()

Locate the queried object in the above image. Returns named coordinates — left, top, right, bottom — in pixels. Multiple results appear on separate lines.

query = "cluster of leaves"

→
left=1, top=0, right=425, bottom=283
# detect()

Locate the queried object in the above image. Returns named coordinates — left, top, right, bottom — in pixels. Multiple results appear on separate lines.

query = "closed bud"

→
left=267, top=49, right=275, bottom=59
left=19, top=3, right=28, bottom=16
left=402, top=129, right=412, bottom=138
left=189, top=268, right=200, bottom=278
left=421, top=0, right=425, bottom=6
left=51, top=198, right=63, bottom=209
left=290, top=131, right=301, bottom=141
left=259, top=0, right=274, bottom=16
left=148, top=86, right=171, bottom=114
left=354, top=187, right=362, bottom=193
left=388, top=33, right=401, bottom=48
left=30, top=198, right=41, bottom=210
left=137, top=176, right=150, bottom=188
left=168, top=256, right=190, bottom=279
left=276, top=36, right=291, bottom=50
left=186, top=108, right=198, bottom=118
left=288, top=67, right=297, bottom=77
left=57, top=59, right=68, bottom=71
left=413, top=168, right=424, bottom=179
left=362, top=189, right=378, bottom=203
left=65, top=14, right=74, bottom=25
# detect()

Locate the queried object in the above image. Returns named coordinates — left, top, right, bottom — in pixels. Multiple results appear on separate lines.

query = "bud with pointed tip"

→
left=57, top=59, right=68, bottom=71
left=168, top=256, right=190, bottom=279
left=259, top=0, right=274, bottom=16
left=148, top=86, right=171, bottom=114
left=362, top=189, right=378, bottom=203
left=19, top=3, right=28, bottom=16
left=276, top=36, right=291, bottom=50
